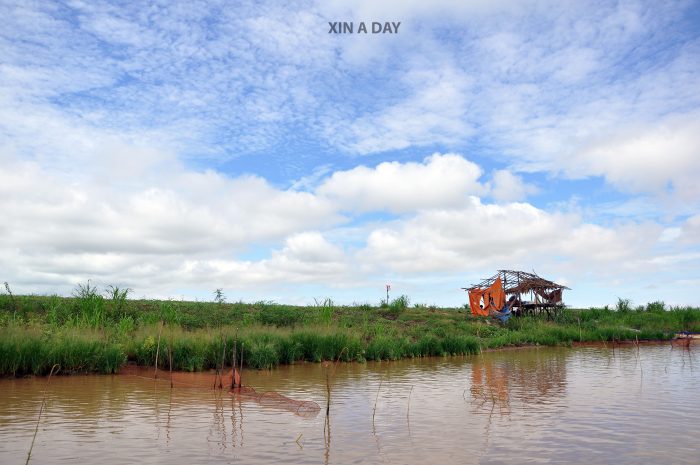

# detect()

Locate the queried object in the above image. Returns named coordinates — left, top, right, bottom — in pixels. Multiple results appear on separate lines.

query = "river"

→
left=1, top=344, right=698, bottom=464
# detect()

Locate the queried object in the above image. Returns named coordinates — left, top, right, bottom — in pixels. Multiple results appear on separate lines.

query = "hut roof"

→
left=465, top=269, right=569, bottom=296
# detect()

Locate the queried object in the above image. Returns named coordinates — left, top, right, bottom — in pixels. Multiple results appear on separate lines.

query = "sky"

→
left=1, top=0, right=699, bottom=307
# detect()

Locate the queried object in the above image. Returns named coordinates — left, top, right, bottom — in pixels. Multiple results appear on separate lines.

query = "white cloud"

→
left=1, top=146, right=694, bottom=305
left=679, top=215, right=700, bottom=244
left=646, top=252, right=700, bottom=266
left=319, top=0, right=519, bottom=22
left=659, top=227, right=682, bottom=243
left=569, top=115, right=700, bottom=198
left=274, top=232, right=345, bottom=264
left=0, top=142, right=341, bottom=292
left=356, top=197, right=666, bottom=283
left=325, top=67, right=474, bottom=154
left=170, top=232, right=351, bottom=288
left=489, top=169, right=538, bottom=202
left=490, top=44, right=700, bottom=203
left=317, top=153, right=485, bottom=212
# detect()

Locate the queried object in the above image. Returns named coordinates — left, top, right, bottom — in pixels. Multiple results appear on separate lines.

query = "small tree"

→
left=214, top=288, right=226, bottom=304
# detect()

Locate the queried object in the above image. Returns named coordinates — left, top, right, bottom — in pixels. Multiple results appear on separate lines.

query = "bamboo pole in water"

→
left=325, top=368, right=331, bottom=417
left=326, top=347, right=348, bottom=418
left=26, top=364, right=59, bottom=465
left=372, top=378, right=382, bottom=430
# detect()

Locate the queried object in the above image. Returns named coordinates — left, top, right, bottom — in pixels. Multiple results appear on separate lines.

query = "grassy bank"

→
left=1, top=290, right=698, bottom=377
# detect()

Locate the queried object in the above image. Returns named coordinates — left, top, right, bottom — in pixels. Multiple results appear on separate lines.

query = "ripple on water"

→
left=0, top=345, right=698, bottom=465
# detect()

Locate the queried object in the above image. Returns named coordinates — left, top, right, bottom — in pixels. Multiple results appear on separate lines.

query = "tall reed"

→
left=1, top=293, right=698, bottom=377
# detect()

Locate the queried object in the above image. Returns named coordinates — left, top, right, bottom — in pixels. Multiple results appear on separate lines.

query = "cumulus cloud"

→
left=2, top=159, right=337, bottom=253
left=169, top=232, right=351, bottom=289
left=572, top=116, right=700, bottom=200
left=1, top=143, right=673, bottom=302
left=1, top=134, right=694, bottom=306
left=274, top=232, right=345, bottom=264
left=0, top=141, right=342, bottom=294
left=489, top=169, right=538, bottom=202
left=359, top=203, right=502, bottom=273
left=357, top=197, right=661, bottom=275
left=317, top=153, right=485, bottom=213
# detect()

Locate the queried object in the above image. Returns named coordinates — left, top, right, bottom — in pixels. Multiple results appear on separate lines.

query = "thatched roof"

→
left=465, top=269, right=569, bottom=296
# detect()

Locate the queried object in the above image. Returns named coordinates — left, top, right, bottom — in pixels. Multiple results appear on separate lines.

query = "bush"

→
left=616, top=298, right=632, bottom=313
left=387, top=295, right=410, bottom=317
left=646, top=301, right=665, bottom=313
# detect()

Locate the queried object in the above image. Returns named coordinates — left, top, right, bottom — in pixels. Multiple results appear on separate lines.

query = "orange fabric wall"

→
left=468, top=277, right=505, bottom=316
left=488, top=277, right=505, bottom=310
left=469, top=290, right=489, bottom=316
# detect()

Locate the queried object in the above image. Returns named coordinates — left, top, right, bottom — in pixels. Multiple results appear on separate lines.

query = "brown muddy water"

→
left=1, top=344, right=698, bottom=464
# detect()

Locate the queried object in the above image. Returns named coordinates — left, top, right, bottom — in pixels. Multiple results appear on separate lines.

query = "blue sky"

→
left=1, top=0, right=699, bottom=307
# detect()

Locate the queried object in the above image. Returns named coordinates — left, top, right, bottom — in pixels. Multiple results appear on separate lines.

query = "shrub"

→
left=246, top=339, right=280, bottom=369
left=387, top=295, right=410, bottom=317
left=646, top=301, right=665, bottom=313
left=616, top=298, right=632, bottom=313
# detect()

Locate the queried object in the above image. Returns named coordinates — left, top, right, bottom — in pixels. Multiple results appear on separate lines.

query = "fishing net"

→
left=121, top=365, right=320, bottom=417
left=233, top=386, right=321, bottom=417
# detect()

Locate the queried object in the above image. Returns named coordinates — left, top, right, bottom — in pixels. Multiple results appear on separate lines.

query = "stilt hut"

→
left=463, top=270, right=569, bottom=320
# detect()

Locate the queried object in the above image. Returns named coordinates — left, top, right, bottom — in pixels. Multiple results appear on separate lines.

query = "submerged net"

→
left=233, top=386, right=321, bottom=417
left=121, top=365, right=320, bottom=417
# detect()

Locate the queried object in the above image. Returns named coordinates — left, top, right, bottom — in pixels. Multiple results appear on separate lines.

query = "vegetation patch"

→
left=1, top=286, right=698, bottom=377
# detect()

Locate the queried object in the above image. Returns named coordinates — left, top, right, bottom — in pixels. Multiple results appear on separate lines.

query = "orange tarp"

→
left=469, top=289, right=488, bottom=316
left=468, top=277, right=505, bottom=316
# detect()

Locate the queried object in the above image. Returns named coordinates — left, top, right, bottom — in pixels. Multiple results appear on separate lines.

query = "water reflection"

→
left=470, top=356, right=510, bottom=413
left=1, top=345, right=699, bottom=465
left=470, top=349, right=568, bottom=414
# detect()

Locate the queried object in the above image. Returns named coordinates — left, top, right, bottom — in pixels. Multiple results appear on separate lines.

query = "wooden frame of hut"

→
left=463, top=270, right=570, bottom=319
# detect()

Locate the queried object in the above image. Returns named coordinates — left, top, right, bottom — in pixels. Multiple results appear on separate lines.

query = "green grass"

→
left=1, top=291, right=698, bottom=377
left=0, top=325, right=125, bottom=376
